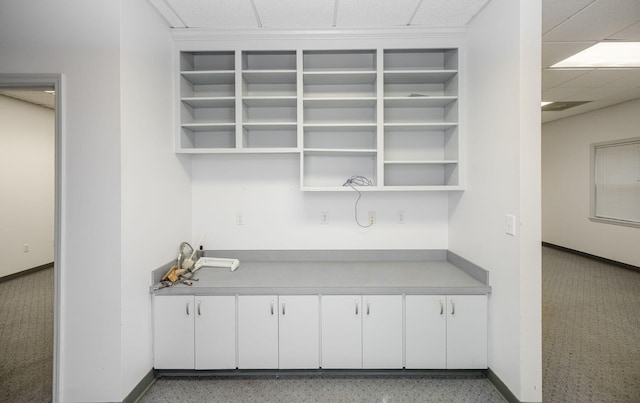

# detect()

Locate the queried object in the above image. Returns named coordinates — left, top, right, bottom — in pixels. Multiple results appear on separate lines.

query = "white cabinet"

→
left=446, top=295, right=488, bottom=369
left=321, top=295, right=403, bottom=369
left=321, top=295, right=363, bottom=368
left=237, top=295, right=320, bottom=369
left=405, top=295, right=447, bottom=369
left=194, top=296, right=236, bottom=370
left=362, top=295, right=403, bottom=369
left=237, top=295, right=279, bottom=369
left=278, top=295, right=320, bottom=369
left=175, top=46, right=462, bottom=191
left=153, top=295, right=237, bottom=370
left=153, top=292, right=487, bottom=371
left=405, top=295, right=487, bottom=369
left=153, top=295, right=195, bottom=369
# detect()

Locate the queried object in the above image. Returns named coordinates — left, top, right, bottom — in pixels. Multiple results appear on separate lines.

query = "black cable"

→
left=343, top=175, right=374, bottom=228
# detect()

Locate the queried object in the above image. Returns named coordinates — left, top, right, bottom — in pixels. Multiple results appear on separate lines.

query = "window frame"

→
left=589, top=136, right=640, bottom=228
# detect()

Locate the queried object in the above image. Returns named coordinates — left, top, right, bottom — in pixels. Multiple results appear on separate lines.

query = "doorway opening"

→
left=0, top=75, right=61, bottom=403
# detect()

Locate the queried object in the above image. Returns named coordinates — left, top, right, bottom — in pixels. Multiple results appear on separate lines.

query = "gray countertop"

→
left=151, top=250, right=491, bottom=296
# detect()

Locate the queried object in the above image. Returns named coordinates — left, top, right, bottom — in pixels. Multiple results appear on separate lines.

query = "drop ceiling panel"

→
left=335, top=0, right=417, bottom=27
left=557, top=69, right=639, bottom=88
left=543, top=0, right=640, bottom=42
left=541, top=41, right=595, bottom=68
left=255, top=0, right=334, bottom=28
left=542, top=69, right=590, bottom=89
left=565, top=85, right=632, bottom=101
left=542, top=87, right=592, bottom=101
left=410, top=0, right=490, bottom=26
left=542, top=0, right=597, bottom=35
left=605, top=70, right=640, bottom=87
left=608, top=20, right=640, bottom=40
left=168, top=0, right=258, bottom=28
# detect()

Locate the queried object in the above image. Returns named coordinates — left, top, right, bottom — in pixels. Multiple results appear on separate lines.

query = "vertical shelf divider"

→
left=376, top=48, right=385, bottom=187
left=235, top=50, right=243, bottom=151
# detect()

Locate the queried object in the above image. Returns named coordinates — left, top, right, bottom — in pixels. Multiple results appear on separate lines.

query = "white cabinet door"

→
left=153, top=295, right=195, bottom=369
left=237, top=295, right=279, bottom=369
left=195, top=295, right=236, bottom=370
left=278, top=295, right=320, bottom=369
left=405, top=295, right=447, bottom=369
left=362, top=295, right=403, bottom=369
left=446, top=295, right=488, bottom=369
left=321, top=295, right=362, bottom=369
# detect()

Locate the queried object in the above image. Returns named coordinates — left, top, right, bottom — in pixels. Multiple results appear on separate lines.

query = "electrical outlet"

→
left=235, top=212, right=244, bottom=225
left=320, top=211, right=329, bottom=224
left=23, top=243, right=29, bottom=253
left=397, top=211, right=405, bottom=224
left=368, top=211, right=376, bottom=225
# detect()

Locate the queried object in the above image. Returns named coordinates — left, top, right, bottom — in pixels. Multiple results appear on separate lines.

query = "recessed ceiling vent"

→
left=542, top=101, right=591, bottom=112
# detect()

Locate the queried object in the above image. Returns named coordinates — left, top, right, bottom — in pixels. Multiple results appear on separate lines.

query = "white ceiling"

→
left=542, top=0, right=640, bottom=122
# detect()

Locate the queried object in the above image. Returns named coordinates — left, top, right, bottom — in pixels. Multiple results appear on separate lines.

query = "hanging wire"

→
left=343, top=175, right=374, bottom=228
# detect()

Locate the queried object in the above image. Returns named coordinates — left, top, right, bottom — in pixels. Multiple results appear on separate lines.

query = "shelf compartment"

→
left=304, top=127, right=376, bottom=150
left=181, top=51, right=235, bottom=71
left=242, top=104, right=296, bottom=124
left=242, top=96, right=297, bottom=108
left=384, top=123, right=457, bottom=131
left=384, top=128, right=458, bottom=161
left=304, top=107, right=376, bottom=125
left=242, top=72, right=297, bottom=97
left=303, top=50, right=376, bottom=71
left=304, top=97, right=376, bottom=108
left=384, top=102, right=457, bottom=125
left=302, top=152, right=377, bottom=188
left=384, top=49, right=458, bottom=70
left=242, top=51, right=296, bottom=70
left=180, top=125, right=236, bottom=149
left=181, top=70, right=235, bottom=86
left=243, top=124, right=297, bottom=149
left=384, top=162, right=458, bottom=187
left=181, top=97, right=235, bottom=108
left=384, top=96, right=457, bottom=108
left=181, top=75, right=235, bottom=98
left=304, top=148, right=377, bottom=157
left=303, top=71, right=377, bottom=85
left=181, top=102, right=235, bottom=125
left=383, top=70, right=457, bottom=84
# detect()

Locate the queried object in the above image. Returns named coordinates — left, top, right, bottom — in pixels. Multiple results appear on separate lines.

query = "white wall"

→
left=0, top=96, right=54, bottom=277
left=449, top=0, right=542, bottom=401
left=192, top=155, right=448, bottom=250
left=0, top=1, right=124, bottom=400
left=120, top=0, right=192, bottom=398
left=542, top=99, right=640, bottom=267
left=0, top=1, right=191, bottom=401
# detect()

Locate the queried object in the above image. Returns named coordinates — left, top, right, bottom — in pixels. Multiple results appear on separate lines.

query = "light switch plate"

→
left=505, top=214, right=516, bottom=236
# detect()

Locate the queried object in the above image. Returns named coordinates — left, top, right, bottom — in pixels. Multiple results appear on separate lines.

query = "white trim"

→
left=171, top=26, right=467, bottom=42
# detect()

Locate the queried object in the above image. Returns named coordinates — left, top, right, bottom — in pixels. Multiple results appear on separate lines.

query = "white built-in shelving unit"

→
left=176, top=47, right=461, bottom=191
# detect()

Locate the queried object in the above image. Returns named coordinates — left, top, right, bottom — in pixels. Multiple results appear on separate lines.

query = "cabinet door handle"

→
left=197, top=300, right=201, bottom=316
left=282, top=300, right=286, bottom=316
left=439, top=299, right=444, bottom=315
left=186, top=301, right=190, bottom=316
left=355, top=299, right=359, bottom=315
left=366, top=300, right=370, bottom=315
left=451, top=300, right=455, bottom=316
left=271, top=300, right=274, bottom=315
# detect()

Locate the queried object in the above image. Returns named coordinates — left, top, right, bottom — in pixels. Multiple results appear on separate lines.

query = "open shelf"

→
left=175, top=47, right=462, bottom=191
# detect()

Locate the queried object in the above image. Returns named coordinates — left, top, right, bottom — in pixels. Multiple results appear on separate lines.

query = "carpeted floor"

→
left=0, top=267, right=53, bottom=403
left=542, top=246, right=640, bottom=402
left=1, top=247, right=639, bottom=402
